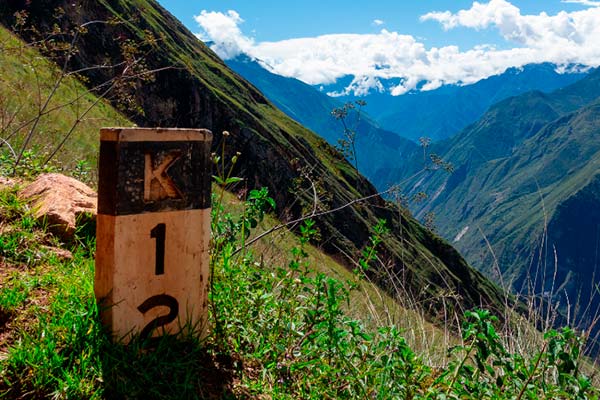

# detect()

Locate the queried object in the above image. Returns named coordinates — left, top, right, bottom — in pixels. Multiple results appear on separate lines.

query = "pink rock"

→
left=19, top=173, right=97, bottom=241
left=41, top=245, right=74, bottom=260
left=0, top=176, right=17, bottom=188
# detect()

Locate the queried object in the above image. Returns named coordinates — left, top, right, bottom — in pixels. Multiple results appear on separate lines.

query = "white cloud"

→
left=561, top=0, right=600, bottom=6
left=193, top=10, right=253, bottom=59
left=195, top=4, right=600, bottom=96
left=421, top=0, right=600, bottom=48
left=373, top=19, right=385, bottom=26
left=328, top=75, right=385, bottom=97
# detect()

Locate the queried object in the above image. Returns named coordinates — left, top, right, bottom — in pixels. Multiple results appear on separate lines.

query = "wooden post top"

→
left=98, top=127, right=213, bottom=216
left=100, top=127, right=212, bottom=143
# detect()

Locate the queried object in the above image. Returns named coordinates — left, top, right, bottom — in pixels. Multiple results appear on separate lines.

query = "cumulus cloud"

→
left=328, top=75, right=385, bottom=97
left=373, top=19, right=385, bottom=26
left=193, top=10, right=253, bottom=59
left=562, top=0, right=600, bottom=6
left=195, top=3, right=600, bottom=96
left=421, top=0, right=600, bottom=48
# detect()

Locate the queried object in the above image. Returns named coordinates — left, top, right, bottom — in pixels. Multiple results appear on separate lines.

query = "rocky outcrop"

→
left=19, top=173, right=96, bottom=241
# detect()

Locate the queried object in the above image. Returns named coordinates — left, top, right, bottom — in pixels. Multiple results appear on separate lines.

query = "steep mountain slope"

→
left=394, top=69, right=600, bottom=326
left=0, top=25, right=129, bottom=173
left=0, top=0, right=506, bottom=316
left=225, top=55, right=416, bottom=185
left=325, top=64, right=588, bottom=142
left=0, top=22, right=456, bottom=372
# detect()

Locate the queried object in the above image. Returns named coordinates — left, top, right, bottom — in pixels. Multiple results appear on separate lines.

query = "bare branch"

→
left=12, top=24, right=82, bottom=172
left=231, top=168, right=428, bottom=256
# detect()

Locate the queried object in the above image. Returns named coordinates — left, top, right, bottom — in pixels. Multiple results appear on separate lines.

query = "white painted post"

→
left=95, top=128, right=212, bottom=342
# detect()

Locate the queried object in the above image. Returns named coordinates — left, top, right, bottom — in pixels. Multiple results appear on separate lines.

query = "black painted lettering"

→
left=137, top=294, right=179, bottom=340
left=150, top=223, right=166, bottom=275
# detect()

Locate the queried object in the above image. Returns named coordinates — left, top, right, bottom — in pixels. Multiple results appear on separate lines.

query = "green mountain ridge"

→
left=0, top=0, right=505, bottom=318
left=395, top=68, right=600, bottom=328
left=321, top=63, right=589, bottom=142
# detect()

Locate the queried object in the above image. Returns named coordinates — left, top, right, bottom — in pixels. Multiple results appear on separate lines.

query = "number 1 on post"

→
left=151, top=223, right=166, bottom=275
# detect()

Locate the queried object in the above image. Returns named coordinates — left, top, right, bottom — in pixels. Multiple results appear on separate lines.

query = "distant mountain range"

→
left=318, top=64, right=589, bottom=142
left=227, top=54, right=590, bottom=192
left=229, top=55, right=587, bottom=143
left=225, top=54, right=416, bottom=183
left=226, top=51, right=600, bottom=331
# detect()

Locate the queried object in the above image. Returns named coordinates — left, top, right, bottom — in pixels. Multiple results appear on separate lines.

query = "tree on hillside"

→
left=331, top=99, right=366, bottom=172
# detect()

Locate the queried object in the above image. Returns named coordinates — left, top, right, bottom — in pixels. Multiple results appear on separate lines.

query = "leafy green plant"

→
left=433, top=309, right=596, bottom=399
left=71, top=159, right=93, bottom=185
left=356, top=218, right=389, bottom=274
left=0, top=148, right=56, bottom=179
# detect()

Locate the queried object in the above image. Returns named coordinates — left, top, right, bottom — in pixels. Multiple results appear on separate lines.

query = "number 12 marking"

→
left=151, top=223, right=166, bottom=275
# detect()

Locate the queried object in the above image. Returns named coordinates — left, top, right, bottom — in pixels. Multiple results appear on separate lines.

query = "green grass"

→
left=0, top=182, right=597, bottom=399
left=0, top=25, right=129, bottom=180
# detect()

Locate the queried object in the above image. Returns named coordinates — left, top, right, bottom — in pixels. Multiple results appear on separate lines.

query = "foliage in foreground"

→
left=0, top=180, right=597, bottom=399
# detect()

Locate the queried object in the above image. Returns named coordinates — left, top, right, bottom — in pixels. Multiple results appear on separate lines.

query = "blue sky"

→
left=156, top=0, right=600, bottom=96
left=158, top=1, right=587, bottom=47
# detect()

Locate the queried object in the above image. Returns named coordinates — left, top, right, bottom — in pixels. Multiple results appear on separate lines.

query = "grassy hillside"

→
left=0, top=5, right=598, bottom=398
left=0, top=22, right=444, bottom=395
left=0, top=0, right=507, bottom=317
left=0, top=25, right=129, bottom=178
left=1, top=181, right=596, bottom=398
left=0, top=25, right=482, bottom=393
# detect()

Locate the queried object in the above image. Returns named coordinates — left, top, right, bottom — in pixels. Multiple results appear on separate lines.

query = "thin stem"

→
left=516, top=341, right=547, bottom=400
left=446, top=342, right=474, bottom=395
left=231, top=168, right=428, bottom=256
left=12, top=28, right=80, bottom=173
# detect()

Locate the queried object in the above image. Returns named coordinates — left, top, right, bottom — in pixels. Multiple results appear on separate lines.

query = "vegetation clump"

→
left=0, top=166, right=597, bottom=398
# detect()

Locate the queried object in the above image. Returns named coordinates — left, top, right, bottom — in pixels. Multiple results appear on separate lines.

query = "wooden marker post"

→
left=95, top=128, right=212, bottom=342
